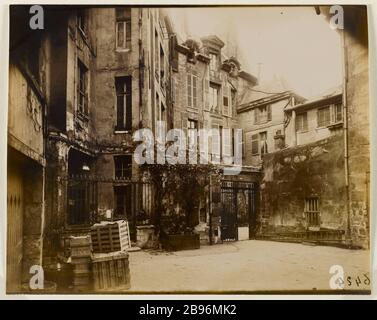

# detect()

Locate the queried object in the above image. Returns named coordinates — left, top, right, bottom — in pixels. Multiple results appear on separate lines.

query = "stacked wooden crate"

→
left=90, top=220, right=131, bottom=253
left=90, top=220, right=131, bottom=291
left=70, top=235, right=92, bottom=292
left=92, top=251, right=131, bottom=291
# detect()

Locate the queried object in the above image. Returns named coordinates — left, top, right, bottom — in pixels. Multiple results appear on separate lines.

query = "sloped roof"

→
left=239, top=76, right=299, bottom=106
left=285, top=85, right=342, bottom=112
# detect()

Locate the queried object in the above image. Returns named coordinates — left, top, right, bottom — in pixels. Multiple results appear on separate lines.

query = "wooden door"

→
left=7, top=163, right=24, bottom=292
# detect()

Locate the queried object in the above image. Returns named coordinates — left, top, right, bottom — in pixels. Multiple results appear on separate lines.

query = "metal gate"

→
left=7, top=162, right=24, bottom=292
left=65, top=175, right=153, bottom=241
left=220, top=180, right=258, bottom=241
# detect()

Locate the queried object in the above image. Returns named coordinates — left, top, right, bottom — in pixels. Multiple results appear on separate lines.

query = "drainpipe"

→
left=209, top=175, right=213, bottom=245
left=139, top=9, right=143, bottom=128
left=341, top=29, right=351, bottom=245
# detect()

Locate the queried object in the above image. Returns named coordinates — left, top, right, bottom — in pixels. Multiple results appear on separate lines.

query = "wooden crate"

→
left=90, top=220, right=131, bottom=253
left=70, top=235, right=92, bottom=258
left=92, top=252, right=131, bottom=291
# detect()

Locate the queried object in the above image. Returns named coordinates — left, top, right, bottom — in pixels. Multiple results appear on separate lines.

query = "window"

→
left=115, top=76, right=132, bottom=131
left=158, top=102, right=166, bottom=122
left=187, top=119, right=198, bottom=130
left=116, top=8, right=131, bottom=50
left=223, top=86, right=230, bottom=116
left=254, top=105, right=272, bottom=124
left=251, top=132, right=268, bottom=155
left=77, top=10, right=86, bottom=34
left=209, top=53, right=217, bottom=71
left=211, top=124, right=221, bottom=162
left=317, top=106, right=331, bottom=127
left=251, top=134, right=259, bottom=155
left=155, top=31, right=159, bottom=81
left=334, top=103, right=343, bottom=123
left=187, top=119, right=198, bottom=152
left=187, top=74, right=198, bottom=108
left=296, top=112, right=308, bottom=132
left=260, top=131, right=268, bottom=155
left=209, top=83, right=219, bottom=113
left=77, top=60, right=88, bottom=115
left=160, top=45, right=165, bottom=86
left=305, top=197, right=320, bottom=228
left=222, top=128, right=232, bottom=157
left=114, top=155, right=132, bottom=180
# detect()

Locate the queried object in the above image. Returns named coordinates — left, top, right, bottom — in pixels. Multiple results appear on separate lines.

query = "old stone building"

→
left=8, top=6, right=53, bottom=292
left=237, top=77, right=305, bottom=167
left=170, top=33, right=261, bottom=243
left=254, top=7, right=370, bottom=249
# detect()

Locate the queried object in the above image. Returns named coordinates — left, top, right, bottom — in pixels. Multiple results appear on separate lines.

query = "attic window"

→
left=254, top=105, right=272, bottom=124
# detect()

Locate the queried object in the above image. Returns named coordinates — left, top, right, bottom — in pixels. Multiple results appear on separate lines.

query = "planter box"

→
left=161, top=234, right=200, bottom=251
left=136, top=225, right=158, bottom=249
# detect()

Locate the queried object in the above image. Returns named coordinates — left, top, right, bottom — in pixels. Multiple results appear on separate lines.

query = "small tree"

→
left=142, top=163, right=221, bottom=236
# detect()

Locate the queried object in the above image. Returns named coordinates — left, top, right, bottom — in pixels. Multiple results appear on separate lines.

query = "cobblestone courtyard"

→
left=128, top=240, right=370, bottom=293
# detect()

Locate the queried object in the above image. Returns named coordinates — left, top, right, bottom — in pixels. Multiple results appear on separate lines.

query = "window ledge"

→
left=327, top=122, right=343, bottom=130
left=115, top=48, right=131, bottom=53
left=114, top=130, right=131, bottom=134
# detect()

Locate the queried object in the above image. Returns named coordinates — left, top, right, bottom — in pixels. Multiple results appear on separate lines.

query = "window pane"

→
left=115, top=76, right=132, bottom=130
left=117, top=22, right=125, bottom=48
left=318, top=107, right=331, bottom=127
left=335, top=104, right=343, bottom=122
left=251, top=134, right=259, bottom=155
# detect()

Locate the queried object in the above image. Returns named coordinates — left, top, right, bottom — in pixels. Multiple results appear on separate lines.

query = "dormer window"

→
left=209, top=53, right=218, bottom=71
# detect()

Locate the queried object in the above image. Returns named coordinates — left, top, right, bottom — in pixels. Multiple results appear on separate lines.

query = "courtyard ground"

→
left=127, top=239, right=370, bottom=293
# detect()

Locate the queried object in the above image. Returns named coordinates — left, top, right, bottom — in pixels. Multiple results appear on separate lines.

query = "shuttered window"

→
left=187, top=74, right=198, bottom=108
left=223, top=85, right=230, bottom=116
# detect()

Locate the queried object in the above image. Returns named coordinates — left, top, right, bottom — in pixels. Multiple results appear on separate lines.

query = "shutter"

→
left=204, top=68, right=210, bottom=110
left=317, top=109, right=321, bottom=127
left=125, top=77, right=132, bottom=130
left=303, top=112, right=308, bottom=131
left=251, top=134, right=259, bottom=155
left=223, top=128, right=231, bottom=157
left=187, top=74, right=192, bottom=107
left=267, top=104, right=272, bottom=121
left=254, top=108, right=259, bottom=124
left=193, top=76, right=197, bottom=108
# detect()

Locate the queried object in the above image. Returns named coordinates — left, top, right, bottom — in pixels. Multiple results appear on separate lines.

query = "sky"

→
left=167, top=6, right=343, bottom=99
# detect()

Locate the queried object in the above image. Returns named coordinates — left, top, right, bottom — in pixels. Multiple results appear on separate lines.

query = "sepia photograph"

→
left=5, top=3, right=371, bottom=295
